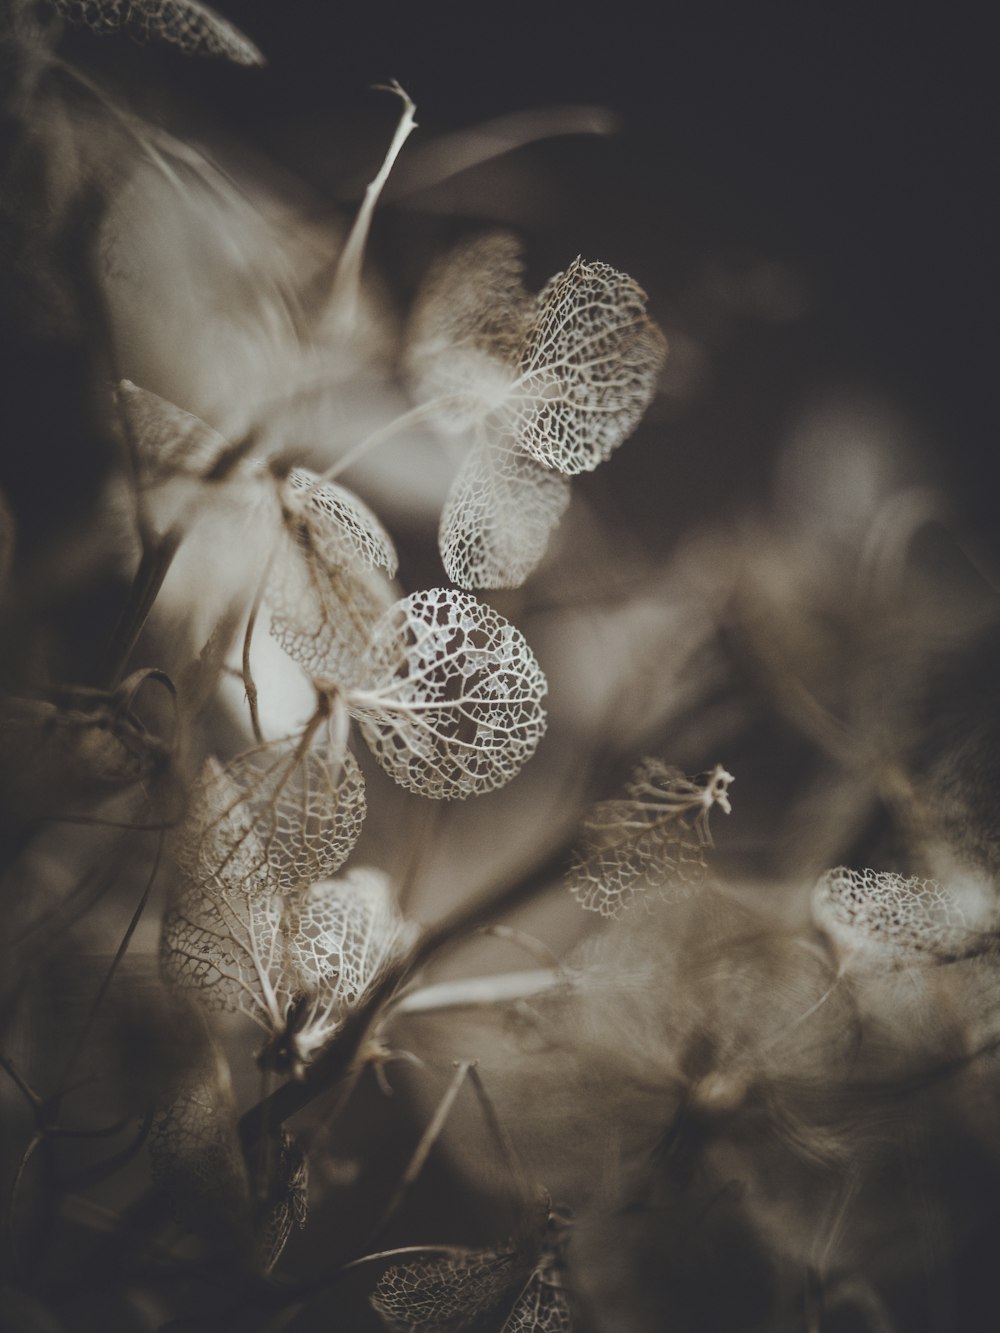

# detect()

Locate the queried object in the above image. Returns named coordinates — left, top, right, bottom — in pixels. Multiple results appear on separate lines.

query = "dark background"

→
left=4, top=2, right=998, bottom=546
left=223, top=0, right=999, bottom=537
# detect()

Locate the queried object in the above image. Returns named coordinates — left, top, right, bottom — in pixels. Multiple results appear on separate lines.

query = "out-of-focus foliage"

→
left=46, top=0, right=265, bottom=64
left=567, top=760, right=733, bottom=917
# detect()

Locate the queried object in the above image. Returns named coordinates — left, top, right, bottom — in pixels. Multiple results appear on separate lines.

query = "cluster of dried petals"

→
left=407, top=232, right=666, bottom=589
left=161, top=848, right=412, bottom=1071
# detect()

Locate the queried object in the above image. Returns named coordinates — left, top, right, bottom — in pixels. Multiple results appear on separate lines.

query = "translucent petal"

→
left=178, top=737, right=367, bottom=898
left=114, top=380, right=229, bottom=482
left=148, top=1049, right=251, bottom=1240
left=255, top=1130, right=308, bottom=1275
left=502, top=1263, right=574, bottom=1333
left=812, top=867, right=988, bottom=963
left=348, top=588, right=548, bottom=800
left=439, top=427, right=571, bottom=590
left=283, top=469, right=398, bottom=576
left=49, top=0, right=265, bottom=65
left=512, top=258, right=667, bottom=474
left=407, top=232, right=534, bottom=433
left=159, top=873, right=280, bottom=1019
left=567, top=760, right=733, bottom=918
left=288, top=867, right=412, bottom=1006
left=371, top=1242, right=522, bottom=1332
left=268, top=468, right=398, bottom=685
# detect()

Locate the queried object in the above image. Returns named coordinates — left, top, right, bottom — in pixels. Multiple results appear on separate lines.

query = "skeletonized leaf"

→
left=48, top=0, right=265, bottom=65
left=163, top=858, right=412, bottom=1066
left=511, top=258, right=666, bottom=475
left=160, top=870, right=282, bottom=1018
left=283, top=469, right=398, bottom=575
left=151, top=1048, right=308, bottom=1271
left=812, top=866, right=993, bottom=964
left=407, top=231, right=534, bottom=433
left=254, top=1130, right=309, bottom=1275
left=288, top=868, right=414, bottom=1004
left=439, top=427, right=571, bottom=590
left=372, top=1242, right=523, bottom=1333
left=502, top=1261, right=574, bottom=1333
left=178, top=736, right=367, bottom=899
left=268, top=468, right=398, bottom=685
left=115, top=380, right=230, bottom=482
left=347, top=588, right=548, bottom=799
left=288, top=867, right=415, bottom=1062
left=568, top=760, right=734, bottom=918
left=148, top=1044, right=251, bottom=1247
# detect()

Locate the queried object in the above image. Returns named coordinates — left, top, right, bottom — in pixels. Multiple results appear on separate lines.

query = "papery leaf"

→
left=255, top=1130, right=308, bottom=1275
left=406, top=231, right=534, bottom=433
left=162, top=854, right=413, bottom=1064
left=511, top=258, right=666, bottom=475
left=439, top=427, right=571, bottom=590
left=268, top=468, right=398, bottom=685
left=148, top=1045, right=251, bottom=1244
left=283, top=468, right=398, bottom=576
left=347, top=588, right=548, bottom=799
left=159, top=872, right=281, bottom=1020
left=48, top=0, right=265, bottom=65
left=178, top=736, right=367, bottom=899
left=812, top=866, right=992, bottom=963
left=568, top=760, right=733, bottom=918
left=288, top=868, right=412, bottom=1005
left=371, top=1242, right=523, bottom=1333
left=502, top=1260, right=574, bottom=1333
left=115, top=380, right=230, bottom=482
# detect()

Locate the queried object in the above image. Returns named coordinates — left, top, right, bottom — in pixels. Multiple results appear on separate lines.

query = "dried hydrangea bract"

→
left=407, top=231, right=534, bottom=434
left=501, top=1259, right=574, bottom=1333
left=407, top=234, right=665, bottom=589
left=371, top=1231, right=572, bottom=1333
left=512, top=258, right=667, bottom=476
left=285, top=868, right=416, bottom=1063
left=48, top=0, right=265, bottom=65
left=161, top=860, right=411, bottom=1070
left=346, top=588, right=548, bottom=799
left=438, top=427, right=571, bottom=590
left=812, top=866, right=993, bottom=965
left=148, top=1048, right=251, bottom=1244
left=177, top=735, right=367, bottom=898
left=254, top=1130, right=309, bottom=1274
left=115, top=380, right=231, bottom=483
left=568, top=760, right=734, bottom=918
left=267, top=467, right=398, bottom=686
left=150, top=1056, right=308, bottom=1271
left=371, top=1240, right=523, bottom=1332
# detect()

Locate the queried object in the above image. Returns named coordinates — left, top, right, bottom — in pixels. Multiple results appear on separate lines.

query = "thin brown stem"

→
left=243, top=593, right=265, bottom=745
left=367, top=1060, right=474, bottom=1244
left=104, top=530, right=183, bottom=689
